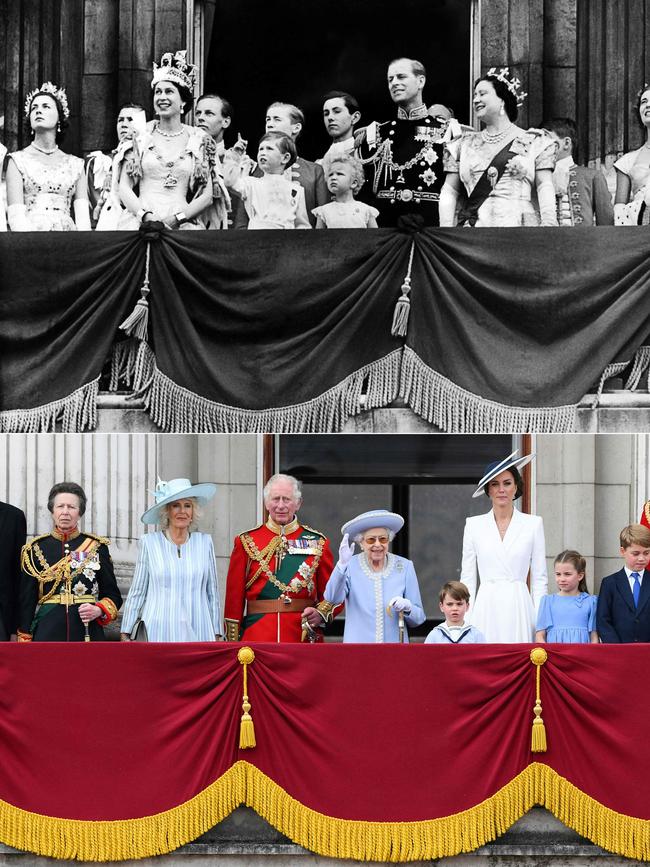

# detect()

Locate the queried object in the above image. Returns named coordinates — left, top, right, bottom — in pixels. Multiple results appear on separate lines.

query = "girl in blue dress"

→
left=535, top=550, right=598, bottom=644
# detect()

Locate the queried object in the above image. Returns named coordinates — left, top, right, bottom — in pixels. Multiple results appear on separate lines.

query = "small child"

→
left=535, top=550, right=598, bottom=643
left=222, top=131, right=310, bottom=229
left=542, top=117, right=613, bottom=226
left=425, top=581, right=485, bottom=644
left=313, top=154, right=378, bottom=228
left=597, top=524, right=650, bottom=642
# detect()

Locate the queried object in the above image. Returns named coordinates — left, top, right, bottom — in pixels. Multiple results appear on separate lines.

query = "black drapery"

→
left=1, top=228, right=648, bottom=433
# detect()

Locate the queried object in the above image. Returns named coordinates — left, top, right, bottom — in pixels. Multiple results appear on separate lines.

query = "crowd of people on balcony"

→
left=5, top=48, right=650, bottom=233
left=3, top=452, right=650, bottom=645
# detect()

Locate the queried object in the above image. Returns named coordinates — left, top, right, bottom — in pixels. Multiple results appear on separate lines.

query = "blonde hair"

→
left=620, top=523, right=650, bottom=549
left=159, top=498, right=201, bottom=531
left=322, top=153, right=366, bottom=194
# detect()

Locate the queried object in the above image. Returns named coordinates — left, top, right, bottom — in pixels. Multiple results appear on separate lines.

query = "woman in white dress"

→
left=118, top=50, right=229, bottom=230
left=439, top=68, right=557, bottom=227
left=120, top=478, right=223, bottom=642
left=460, top=451, right=547, bottom=643
left=6, top=82, right=90, bottom=231
left=613, top=84, right=650, bottom=225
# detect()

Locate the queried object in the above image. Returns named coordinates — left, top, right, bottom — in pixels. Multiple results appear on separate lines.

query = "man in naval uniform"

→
left=17, top=482, right=122, bottom=642
left=358, top=57, right=456, bottom=227
left=224, top=473, right=334, bottom=642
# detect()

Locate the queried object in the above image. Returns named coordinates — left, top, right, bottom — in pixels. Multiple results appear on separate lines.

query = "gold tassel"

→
left=237, top=646, right=256, bottom=749
left=530, top=647, right=548, bottom=753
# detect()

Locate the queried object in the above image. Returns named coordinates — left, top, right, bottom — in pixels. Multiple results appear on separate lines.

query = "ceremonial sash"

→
left=457, top=139, right=515, bottom=227
left=242, top=529, right=322, bottom=633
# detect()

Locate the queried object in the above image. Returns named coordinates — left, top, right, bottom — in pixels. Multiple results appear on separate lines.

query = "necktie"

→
left=631, top=571, right=641, bottom=607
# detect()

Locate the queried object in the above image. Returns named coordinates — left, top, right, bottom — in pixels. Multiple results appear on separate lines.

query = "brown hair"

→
left=554, top=549, right=588, bottom=593
left=620, top=523, right=650, bottom=550
left=439, top=580, right=470, bottom=604
left=47, top=482, right=87, bottom=516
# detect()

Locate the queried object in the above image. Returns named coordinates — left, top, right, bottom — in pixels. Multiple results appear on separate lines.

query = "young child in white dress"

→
left=313, top=154, right=379, bottom=228
left=425, top=581, right=485, bottom=644
left=222, top=132, right=310, bottom=229
left=535, top=550, right=598, bottom=644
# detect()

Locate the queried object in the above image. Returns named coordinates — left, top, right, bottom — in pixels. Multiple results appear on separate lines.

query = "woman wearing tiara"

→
left=6, top=82, right=90, bottom=231
left=118, top=50, right=229, bottom=230
left=613, top=84, right=650, bottom=225
left=439, top=68, right=558, bottom=227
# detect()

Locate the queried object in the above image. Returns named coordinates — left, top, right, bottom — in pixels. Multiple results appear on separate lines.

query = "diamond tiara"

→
left=485, top=67, right=528, bottom=108
left=24, top=82, right=70, bottom=120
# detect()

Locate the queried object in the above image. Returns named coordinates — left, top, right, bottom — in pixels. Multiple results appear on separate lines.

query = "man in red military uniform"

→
left=224, top=474, right=334, bottom=642
left=641, top=500, right=650, bottom=530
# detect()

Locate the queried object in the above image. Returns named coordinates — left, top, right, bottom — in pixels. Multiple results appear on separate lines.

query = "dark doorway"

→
left=278, top=434, right=512, bottom=637
left=204, top=0, right=473, bottom=161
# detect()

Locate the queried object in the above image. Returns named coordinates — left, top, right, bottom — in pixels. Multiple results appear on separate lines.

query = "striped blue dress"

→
left=121, top=532, right=222, bottom=641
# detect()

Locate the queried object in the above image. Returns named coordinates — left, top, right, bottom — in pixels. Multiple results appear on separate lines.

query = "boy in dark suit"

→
left=597, top=524, right=650, bottom=642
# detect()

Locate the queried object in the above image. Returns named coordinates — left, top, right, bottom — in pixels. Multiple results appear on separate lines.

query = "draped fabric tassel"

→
left=142, top=350, right=402, bottom=433
left=399, top=346, right=577, bottom=433
left=109, top=340, right=156, bottom=396
left=237, top=647, right=256, bottom=750
left=0, top=379, right=98, bottom=433
left=119, top=241, right=151, bottom=341
left=590, top=360, right=630, bottom=409
left=624, top=345, right=650, bottom=392
left=391, top=241, right=416, bottom=338
left=530, top=648, right=548, bottom=753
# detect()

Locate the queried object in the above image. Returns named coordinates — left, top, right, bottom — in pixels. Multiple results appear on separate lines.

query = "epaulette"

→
left=21, top=532, right=50, bottom=553
left=525, top=127, right=548, bottom=137
left=644, top=500, right=650, bottom=525
left=238, top=524, right=264, bottom=539
left=83, top=532, right=110, bottom=546
left=301, top=524, right=327, bottom=539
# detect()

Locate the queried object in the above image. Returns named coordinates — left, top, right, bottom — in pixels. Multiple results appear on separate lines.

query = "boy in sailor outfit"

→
left=425, top=581, right=485, bottom=644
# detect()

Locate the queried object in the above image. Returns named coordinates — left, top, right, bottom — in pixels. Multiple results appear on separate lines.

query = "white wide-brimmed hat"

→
left=141, top=477, right=217, bottom=524
left=341, top=509, right=404, bottom=539
left=471, top=450, right=535, bottom=498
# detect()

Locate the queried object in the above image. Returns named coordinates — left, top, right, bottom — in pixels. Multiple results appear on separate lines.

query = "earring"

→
left=57, top=122, right=61, bottom=132
left=499, top=104, right=505, bottom=116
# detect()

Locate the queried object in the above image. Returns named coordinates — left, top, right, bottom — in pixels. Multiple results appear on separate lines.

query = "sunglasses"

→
left=363, top=535, right=389, bottom=544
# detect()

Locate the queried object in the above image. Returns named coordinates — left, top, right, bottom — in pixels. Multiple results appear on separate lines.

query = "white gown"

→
left=460, top=508, right=547, bottom=642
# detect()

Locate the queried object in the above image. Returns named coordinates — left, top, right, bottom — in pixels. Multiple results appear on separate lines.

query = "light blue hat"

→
left=141, top=477, right=217, bottom=524
left=341, top=509, right=404, bottom=539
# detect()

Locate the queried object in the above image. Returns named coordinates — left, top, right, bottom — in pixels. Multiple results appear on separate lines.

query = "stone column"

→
left=0, top=433, right=158, bottom=597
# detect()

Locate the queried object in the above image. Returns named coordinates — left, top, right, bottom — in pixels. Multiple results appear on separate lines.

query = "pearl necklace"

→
left=481, top=123, right=514, bottom=145
left=31, top=143, right=58, bottom=155
left=360, top=551, right=393, bottom=581
left=155, top=123, right=185, bottom=139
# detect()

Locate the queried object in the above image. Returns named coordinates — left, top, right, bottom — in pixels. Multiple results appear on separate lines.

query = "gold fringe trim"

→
left=4, top=761, right=650, bottom=861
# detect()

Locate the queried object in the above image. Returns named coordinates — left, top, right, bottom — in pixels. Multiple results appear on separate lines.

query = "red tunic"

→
left=641, top=501, right=650, bottom=531
left=224, top=517, right=334, bottom=642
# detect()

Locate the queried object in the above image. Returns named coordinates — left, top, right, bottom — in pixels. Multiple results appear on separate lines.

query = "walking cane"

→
left=398, top=610, right=405, bottom=644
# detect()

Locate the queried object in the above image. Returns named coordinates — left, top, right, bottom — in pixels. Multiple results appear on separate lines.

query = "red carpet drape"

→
left=1, top=643, right=650, bottom=861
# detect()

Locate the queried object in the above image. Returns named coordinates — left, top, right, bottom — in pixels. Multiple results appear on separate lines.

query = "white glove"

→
left=7, top=203, right=34, bottom=231
left=73, top=198, right=92, bottom=230
left=388, top=596, right=412, bottom=613
left=337, top=533, right=355, bottom=570
left=536, top=175, right=558, bottom=226
left=438, top=181, right=458, bottom=227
